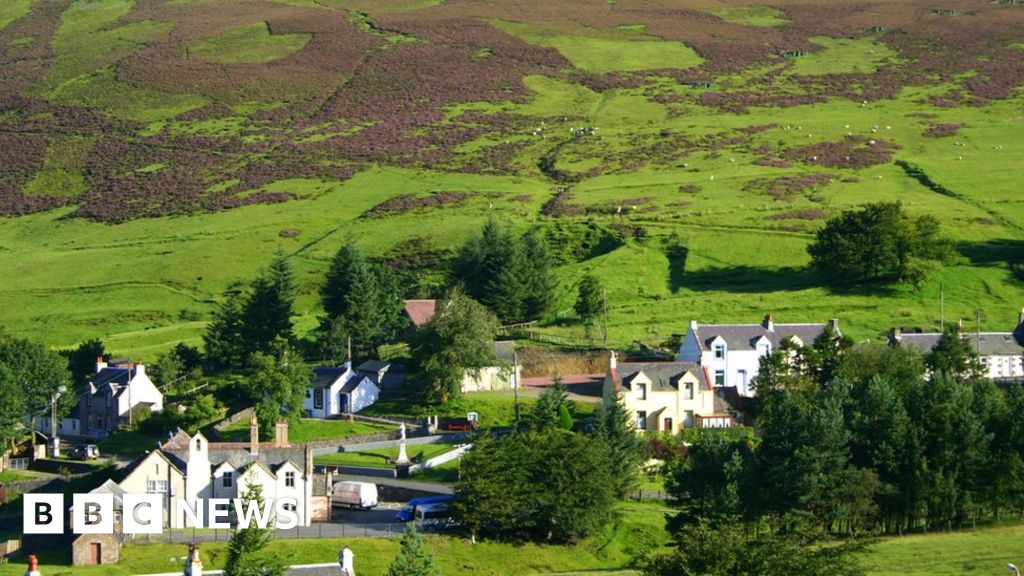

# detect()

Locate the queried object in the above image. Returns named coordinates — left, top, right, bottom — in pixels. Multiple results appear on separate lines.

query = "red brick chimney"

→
left=763, top=314, right=774, bottom=331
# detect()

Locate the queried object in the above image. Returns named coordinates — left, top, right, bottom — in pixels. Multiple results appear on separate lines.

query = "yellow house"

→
left=603, top=353, right=740, bottom=434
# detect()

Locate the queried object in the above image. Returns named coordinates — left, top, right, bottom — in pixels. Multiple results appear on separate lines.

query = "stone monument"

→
left=184, top=543, right=202, bottom=576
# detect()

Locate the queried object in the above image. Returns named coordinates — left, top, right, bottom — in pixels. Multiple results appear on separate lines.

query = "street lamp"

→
left=50, top=385, right=67, bottom=457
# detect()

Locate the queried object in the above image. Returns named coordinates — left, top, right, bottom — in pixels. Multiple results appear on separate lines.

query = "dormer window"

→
left=223, top=471, right=233, bottom=488
left=713, top=343, right=726, bottom=360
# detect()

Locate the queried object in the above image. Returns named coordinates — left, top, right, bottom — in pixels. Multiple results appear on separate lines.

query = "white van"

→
left=333, top=481, right=379, bottom=510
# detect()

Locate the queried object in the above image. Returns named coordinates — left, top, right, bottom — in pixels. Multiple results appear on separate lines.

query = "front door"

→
left=91, top=542, right=102, bottom=564
left=339, top=393, right=349, bottom=414
left=663, top=417, right=673, bottom=432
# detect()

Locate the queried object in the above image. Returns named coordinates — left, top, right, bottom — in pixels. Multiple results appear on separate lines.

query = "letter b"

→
left=24, top=494, right=64, bottom=534
left=73, top=493, right=113, bottom=534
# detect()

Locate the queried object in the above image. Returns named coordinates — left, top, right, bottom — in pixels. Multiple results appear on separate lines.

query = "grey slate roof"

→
left=614, top=362, right=709, bottom=392
left=93, top=366, right=137, bottom=388
left=893, top=331, right=1023, bottom=356
left=311, top=367, right=350, bottom=390
left=694, top=323, right=829, bottom=351
left=159, top=430, right=310, bottom=477
left=357, top=360, right=390, bottom=374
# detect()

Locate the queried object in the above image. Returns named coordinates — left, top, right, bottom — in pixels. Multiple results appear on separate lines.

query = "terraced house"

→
left=889, top=308, right=1024, bottom=381
left=603, top=353, right=741, bottom=434
left=677, top=315, right=840, bottom=397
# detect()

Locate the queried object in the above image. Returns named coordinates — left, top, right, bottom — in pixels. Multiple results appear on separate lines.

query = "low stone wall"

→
left=408, top=444, right=471, bottom=475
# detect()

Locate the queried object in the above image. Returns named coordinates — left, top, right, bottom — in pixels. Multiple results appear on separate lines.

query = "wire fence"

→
left=134, top=522, right=407, bottom=544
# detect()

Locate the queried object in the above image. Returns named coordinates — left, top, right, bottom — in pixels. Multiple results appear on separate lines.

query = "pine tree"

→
left=520, top=231, right=556, bottom=320
left=321, top=243, right=404, bottom=355
left=594, top=396, right=645, bottom=498
left=203, top=284, right=246, bottom=370
left=241, top=253, right=295, bottom=357
left=531, top=376, right=571, bottom=431
left=224, top=482, right=283, bottom=576
left=574, top=274, right=603, bottom=324
left=386, top=523, right=442, bottom=576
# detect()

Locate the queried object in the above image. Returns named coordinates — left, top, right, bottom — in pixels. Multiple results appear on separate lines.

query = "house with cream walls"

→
left=603, top=353, right=741, bottom=434
left=677, top=315, right=839, bottom=397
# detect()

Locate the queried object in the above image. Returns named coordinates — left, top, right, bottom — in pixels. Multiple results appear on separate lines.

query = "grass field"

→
left=218, top=418, right=392, bottom=443
left=1, top=0, right=1023, bottom=363
left=191, top=22, right=312, bottom=64
left=314, top=441, right=459, bottom=467
left=2, top=510, right=1023, bottom=575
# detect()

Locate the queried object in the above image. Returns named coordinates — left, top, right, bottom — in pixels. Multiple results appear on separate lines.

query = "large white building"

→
left=889, top=308, right=1024, bottom=380
left=117, top=418, right=328, bottom=527
left=677, top=315, right=839, bottom=397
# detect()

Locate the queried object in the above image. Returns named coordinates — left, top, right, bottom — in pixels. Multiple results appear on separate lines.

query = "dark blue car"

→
left=395, top=494, right=455, bottom=522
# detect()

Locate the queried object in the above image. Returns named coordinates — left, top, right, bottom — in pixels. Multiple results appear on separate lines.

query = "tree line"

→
left=643, top=324, right=1024, bottom=574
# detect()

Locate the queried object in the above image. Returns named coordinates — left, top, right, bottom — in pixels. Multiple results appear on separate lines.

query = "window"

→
left=146, top=480, right=168, bottom=493
left=223, top=472, right=233, bottom=488
left=737, top=370, right=748, bottom=388
left=713, top=343, right=725, bottom=360
left=154, top=464, right=160, bottom=475
left=305, top=390, right=311, bottom=399
left=285, top=471, right=295, bottom=488
left=314, top=389, right=324, bottom=410
left=682, top=382, right=693, bottom=400
left=195, top=438, right=202, bottom=451
left=636, top=411, right=647, bottom=430
left=683, top=410, right=694, bottom=428
left=714, top=370, right=725, bottom=386
left=663, top=417, right=673, bottom=432
left=637, top=383, right=646, bottom=400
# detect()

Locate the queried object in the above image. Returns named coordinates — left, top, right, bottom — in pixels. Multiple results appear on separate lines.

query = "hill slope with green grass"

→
left=1, top=0, right=1023, bottom=356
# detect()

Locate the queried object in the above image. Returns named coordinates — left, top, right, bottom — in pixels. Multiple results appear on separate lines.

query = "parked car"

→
left=69, top=444, right=100, bottom=460
left=444, top=419, right=479, bottom=432
left=332, top=481, right=379, bottom=510
left=395, top=494, right=454, bottom=522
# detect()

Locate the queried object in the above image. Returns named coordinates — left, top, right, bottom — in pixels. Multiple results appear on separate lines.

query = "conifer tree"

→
left=386, top=523, right=442, bottom=576
left=224, top=482, right=283, bottom=576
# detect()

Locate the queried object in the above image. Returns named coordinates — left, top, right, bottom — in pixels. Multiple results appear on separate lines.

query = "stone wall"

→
left=71, top=534, right=121, bottom=566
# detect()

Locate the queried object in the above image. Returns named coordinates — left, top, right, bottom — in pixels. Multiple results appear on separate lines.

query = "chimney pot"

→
left=689, top=319, right=698, bottom=331
left=763, top=314, right=775, bottom=331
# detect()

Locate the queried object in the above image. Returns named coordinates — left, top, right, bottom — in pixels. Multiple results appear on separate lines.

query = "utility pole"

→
left=512, top=349, right=520, bottom=427
left=940, top=281, right=945, bottom=331
left=602, top=289, right=609, bottom=348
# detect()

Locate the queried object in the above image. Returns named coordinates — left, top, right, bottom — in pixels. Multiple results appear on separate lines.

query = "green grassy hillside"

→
left=1, top=0, right=1023, bottom=356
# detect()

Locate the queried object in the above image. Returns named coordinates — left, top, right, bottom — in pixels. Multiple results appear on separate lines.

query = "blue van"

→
left=395, top=494, right=455, bottom=522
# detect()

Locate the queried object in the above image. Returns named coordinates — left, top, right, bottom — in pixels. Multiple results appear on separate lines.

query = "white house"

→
left=461, top=341, right=521, bottom=393
left=603, top=353, right=741, bottom=433
left=677, top=315, right=839, bottom=397
left=889, top=308, right=1024, bottom=380
left=79, top=358, right=164, bottom=437
left=117, top=419, right=328, bottom=527
left=305, top=363, right=380, bottom=418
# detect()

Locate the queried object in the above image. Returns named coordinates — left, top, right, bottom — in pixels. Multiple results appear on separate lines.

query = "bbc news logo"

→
left=24, top=493, right=301, bottom=535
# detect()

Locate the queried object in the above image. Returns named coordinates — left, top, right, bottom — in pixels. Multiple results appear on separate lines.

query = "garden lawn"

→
left=218, top=418, right=392, bottom=443
left=96, top=429, right=166, bottom=458
left=314, top=441, right=459, bottom=468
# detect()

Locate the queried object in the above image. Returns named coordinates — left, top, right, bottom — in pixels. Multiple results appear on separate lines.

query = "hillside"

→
left=1, top=0, right=1023, bottom=355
